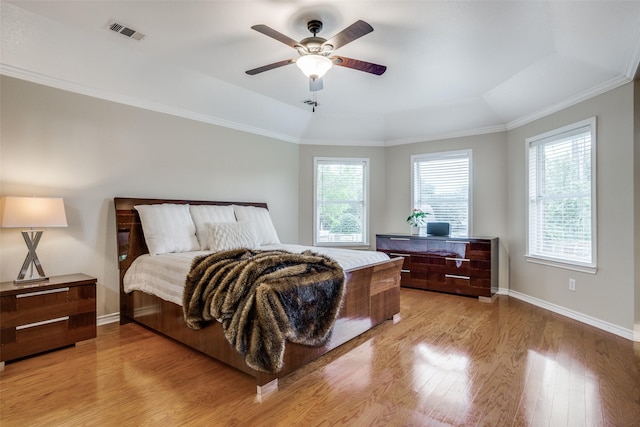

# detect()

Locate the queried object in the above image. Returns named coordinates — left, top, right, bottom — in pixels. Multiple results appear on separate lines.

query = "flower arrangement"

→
left=406, top=208, right=431, bottom=227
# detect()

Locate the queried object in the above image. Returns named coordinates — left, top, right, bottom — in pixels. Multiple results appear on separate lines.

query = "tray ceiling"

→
left=2, top=1, right=639, bottom=145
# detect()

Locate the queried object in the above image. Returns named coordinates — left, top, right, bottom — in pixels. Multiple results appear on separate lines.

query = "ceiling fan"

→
left=245, top=19, right=387, bottom=91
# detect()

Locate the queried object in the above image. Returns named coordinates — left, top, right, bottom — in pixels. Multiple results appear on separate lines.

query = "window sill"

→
left=314, top=242, right=371, bottom=249
left=525, top=255, right=597, bottom=274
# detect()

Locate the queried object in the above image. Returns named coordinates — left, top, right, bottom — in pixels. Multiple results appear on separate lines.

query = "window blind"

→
left=527, top=119, right=596, bottom=269
left=412, top=150, right=470, bottom=236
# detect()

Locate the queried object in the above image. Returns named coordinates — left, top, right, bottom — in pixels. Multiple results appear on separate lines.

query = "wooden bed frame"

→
left=114, top=197, right=402, bottom=395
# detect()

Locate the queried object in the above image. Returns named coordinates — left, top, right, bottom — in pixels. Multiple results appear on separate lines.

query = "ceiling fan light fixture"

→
left=296, top=54, right=332, bottom=80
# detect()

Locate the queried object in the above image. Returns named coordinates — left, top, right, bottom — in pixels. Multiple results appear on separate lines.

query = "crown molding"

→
left=0, top=64, right=301, bottom=145
left=624, top=26, right=640, bottom=79
left=298, top=137, right=386, bottom=147
left=384, top=124, right=508, bottom=147
left=2, top=63, right=634, bottom=148
left=506, top=74, right=632, bottom=131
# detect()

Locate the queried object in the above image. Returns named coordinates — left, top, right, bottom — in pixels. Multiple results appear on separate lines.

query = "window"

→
left=314, top=157, right=369, bottom=246
left=526, top=117, right=596, bottom=272
left=411, top=150, right=471, bottom=236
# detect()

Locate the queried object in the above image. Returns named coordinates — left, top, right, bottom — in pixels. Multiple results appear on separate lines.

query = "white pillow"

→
left=207, top=222, right=259, bottom=252
left=134, top=204, right=200, bottom=255
left=189, top=204, right=237, bottom=250
left=232, top=205, right=281, bottom=245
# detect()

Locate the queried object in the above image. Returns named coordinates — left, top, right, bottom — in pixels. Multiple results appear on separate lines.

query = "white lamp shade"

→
left=296, top=55, right=333, bottom=79
left=0, top=196, right=68, bottom=228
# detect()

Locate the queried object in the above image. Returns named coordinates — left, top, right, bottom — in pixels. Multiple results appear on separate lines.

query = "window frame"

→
left=410, top=149, right=473, bottom=237
left=524, top=117, right=597, bottom=273
left=313, top=157, right=370, bottom=247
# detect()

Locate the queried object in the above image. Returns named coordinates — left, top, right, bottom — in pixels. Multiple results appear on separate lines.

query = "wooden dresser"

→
left=0, top=273, right=97, bottom=367
left=376, top=234, right=498, bottom=301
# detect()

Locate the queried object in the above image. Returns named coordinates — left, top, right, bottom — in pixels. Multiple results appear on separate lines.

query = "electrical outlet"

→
left=569, top=278, right=576, bottom=291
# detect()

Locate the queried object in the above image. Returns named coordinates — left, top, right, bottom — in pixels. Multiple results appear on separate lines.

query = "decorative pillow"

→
left=189, top=204, right=237, bottom=250
left=232, top=205, right=281, bottom=245
left=207, top=221, right=259, bottom=252
left=134, top=204, right=200, bottom=255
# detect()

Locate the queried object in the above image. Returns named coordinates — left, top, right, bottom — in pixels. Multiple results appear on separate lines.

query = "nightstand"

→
left=0, top=273, right=97, bottom=368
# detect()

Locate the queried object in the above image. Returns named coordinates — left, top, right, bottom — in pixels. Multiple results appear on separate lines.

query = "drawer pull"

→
left=446, top=240, right=470, bottom=245
left=445, top=257, right=470, bottom=262
left=390, top=252, right=411, bottom=257
left=16, top=287, right=69, bottom=298
left=16, top=316, right=70, bottom=330
left=401, top=269, right=411, bottom=273
left=389, top=237, right=411, bottom=241
left=445, top=274, right=470, bottom=280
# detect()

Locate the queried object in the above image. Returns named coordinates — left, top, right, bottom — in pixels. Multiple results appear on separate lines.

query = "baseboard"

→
left=97, top=312, right=120, bottom=326
left=508, top=290, right=636, bottom=341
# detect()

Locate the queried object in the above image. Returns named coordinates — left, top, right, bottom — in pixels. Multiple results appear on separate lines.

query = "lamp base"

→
left=14, top=276, right=49, bottom=285
left=15, top=230, right=48, bottom=284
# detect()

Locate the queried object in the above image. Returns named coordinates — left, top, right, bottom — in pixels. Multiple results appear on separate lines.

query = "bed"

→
left=114, top=197, right=402, bottom=395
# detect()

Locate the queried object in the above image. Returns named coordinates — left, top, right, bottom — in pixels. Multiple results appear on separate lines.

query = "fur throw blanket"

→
left=183, top=248, right=345, bottom=373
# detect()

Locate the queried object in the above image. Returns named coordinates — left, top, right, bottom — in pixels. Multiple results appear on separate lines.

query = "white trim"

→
left=299, top=138, right=386, bottom=147
left=507, top=75, right=630, bottom=131
left=97, top=312, right=120, bottom=326
left=0, top=64, right=300, bottom=145
left=3, top=63, right=631, bottom=148
left=525, top=255, right=597, bottom=274
left=313, top=157, right=370, bottom=247
left=385, top=125, right=507, bottom=147
left=635, top=324, right=640, bottom=342
left=508, top=290, right=635, bottom=341
left=524, top=117, right=597, bottom=271
left=624, top=25, right=640, bottom=79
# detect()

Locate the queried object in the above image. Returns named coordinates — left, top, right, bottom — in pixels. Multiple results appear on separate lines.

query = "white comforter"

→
left=123, top=244, right=390, bottom=306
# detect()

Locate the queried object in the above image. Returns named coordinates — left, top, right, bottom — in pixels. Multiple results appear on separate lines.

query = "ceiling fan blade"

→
left=324, top=20, right=373, bottom=51
left=251, top=24, right=299, bottom=49
left=245, top=59, right=295, bottom=75
left=331, top=56, right=387, bottom=75
left=309, top=77, right=324, bottom=92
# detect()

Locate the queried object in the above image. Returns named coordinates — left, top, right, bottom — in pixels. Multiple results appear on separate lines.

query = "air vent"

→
left=106, top=20, right=145, bottom=41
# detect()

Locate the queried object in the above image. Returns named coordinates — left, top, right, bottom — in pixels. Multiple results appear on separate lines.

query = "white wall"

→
left=507, top=83, right=635, bottom=331
left=384, top=132, right=510, bottom=291
left=0, top=76, right=299, bottom=317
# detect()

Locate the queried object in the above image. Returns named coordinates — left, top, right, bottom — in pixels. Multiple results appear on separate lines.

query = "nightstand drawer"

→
left=0, top=312, right=96, bottom=361
left=0, top=285, right=95, bottom=327
left=0, top=274, right=97, bottom=364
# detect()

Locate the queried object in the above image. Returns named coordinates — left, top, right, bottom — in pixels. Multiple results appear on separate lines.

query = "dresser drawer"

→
left=376, top=236, right=428, bottom=253
left=377, top=234, right=498, bottom=300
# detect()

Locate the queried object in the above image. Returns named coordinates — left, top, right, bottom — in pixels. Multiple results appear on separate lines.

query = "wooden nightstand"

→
left=0, top=273, right=97, bottom=368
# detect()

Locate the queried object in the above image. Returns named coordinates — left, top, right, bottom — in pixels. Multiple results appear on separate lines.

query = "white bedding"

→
left=123, top=244, right=390, bottom=306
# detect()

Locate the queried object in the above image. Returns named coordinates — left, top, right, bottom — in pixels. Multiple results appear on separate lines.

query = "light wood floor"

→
left=1, top=289, right=639, bottom=426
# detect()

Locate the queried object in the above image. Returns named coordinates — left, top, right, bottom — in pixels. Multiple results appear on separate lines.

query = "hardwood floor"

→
left=1, top=289, right=638, bottom=426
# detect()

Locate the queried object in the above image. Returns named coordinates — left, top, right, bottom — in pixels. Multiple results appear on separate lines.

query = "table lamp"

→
left=0, top=196, right=68, bottom=283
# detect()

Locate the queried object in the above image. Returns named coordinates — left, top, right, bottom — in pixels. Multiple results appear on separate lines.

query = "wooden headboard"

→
left=114, top=197, right=268, bottom=287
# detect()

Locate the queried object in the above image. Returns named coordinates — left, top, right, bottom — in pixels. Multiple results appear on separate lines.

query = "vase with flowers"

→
left=406, top=209, right=432, bottom=235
